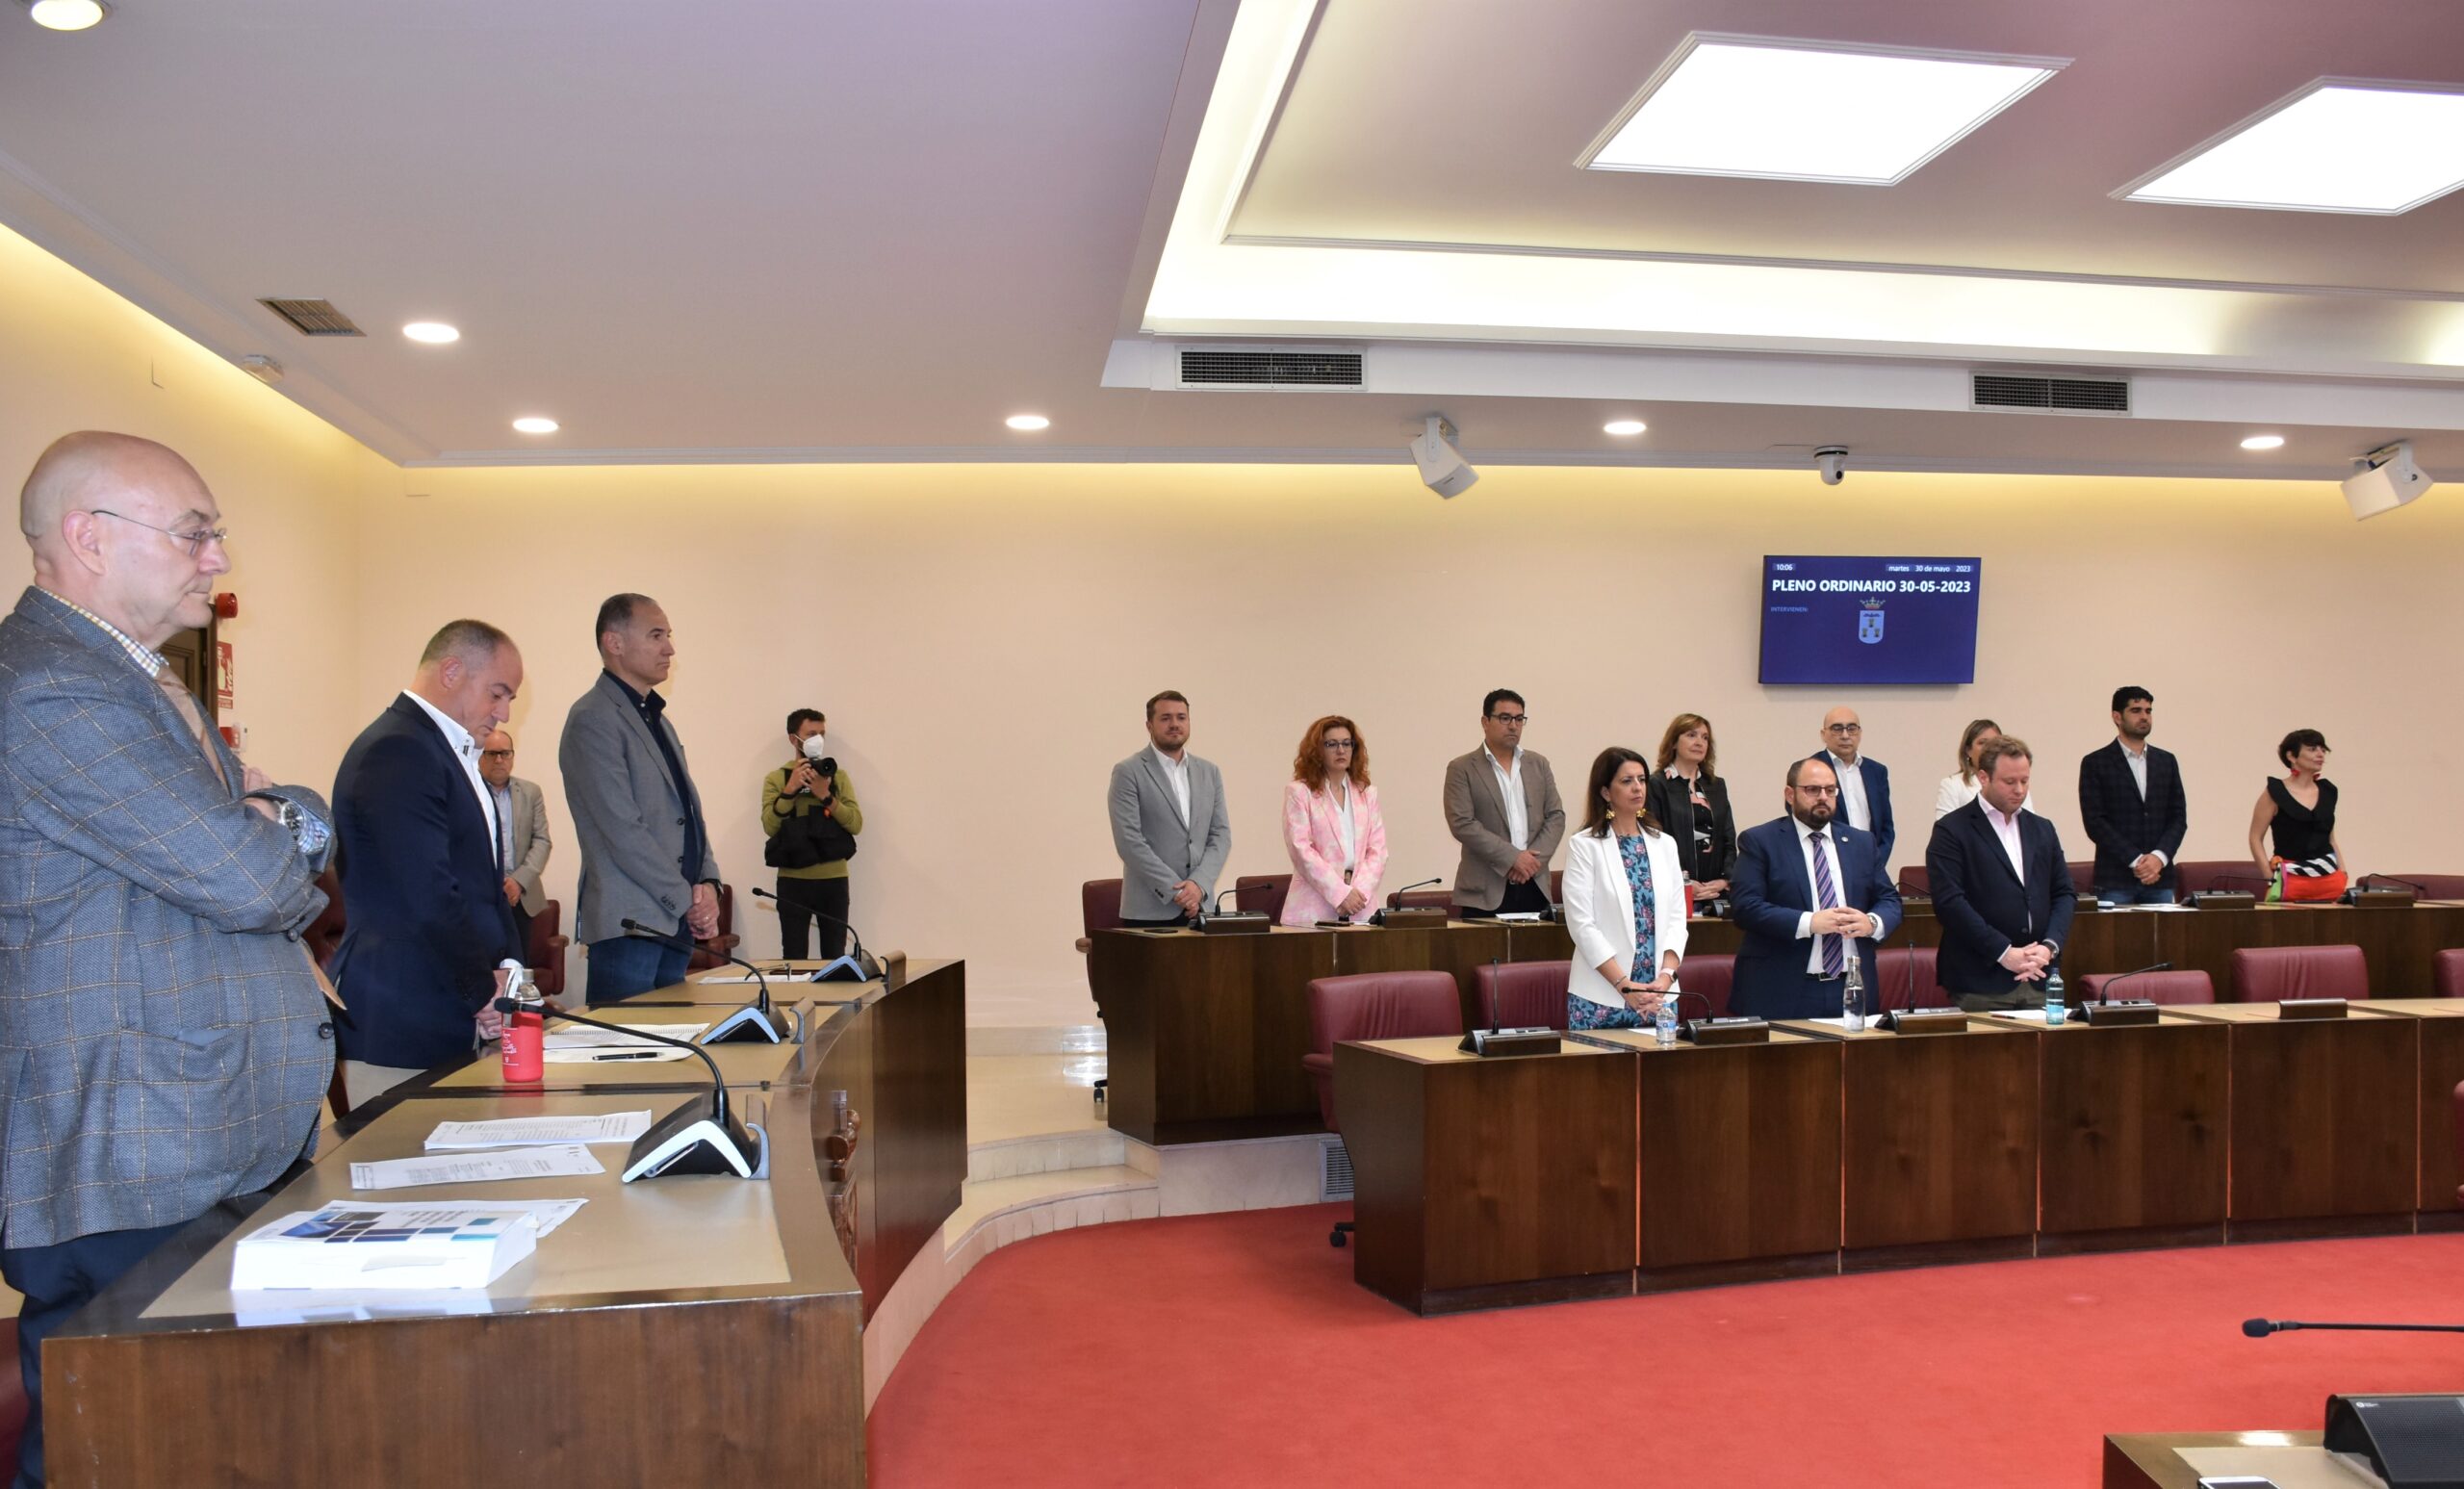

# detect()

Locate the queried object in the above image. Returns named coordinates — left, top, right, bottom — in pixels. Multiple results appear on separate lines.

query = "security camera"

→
left=2341, top=440, right=2433, bottom=521
left=1410, top=416, right=1480, bottom=500
left=1815, top=447, right=1848, bottom=486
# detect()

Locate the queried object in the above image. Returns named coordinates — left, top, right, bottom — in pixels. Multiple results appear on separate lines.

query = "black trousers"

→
left=1465, top=877, right=1552, bottom=918
left=2, top=1218, right=192, bottom=1487
left=774, top=874, right=852, bottom=960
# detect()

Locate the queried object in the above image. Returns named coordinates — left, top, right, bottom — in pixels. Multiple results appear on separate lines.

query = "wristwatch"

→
left=266, top=796, right=330, bottom=857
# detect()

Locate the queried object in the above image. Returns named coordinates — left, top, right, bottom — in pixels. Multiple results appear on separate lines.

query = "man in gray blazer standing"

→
left=559, top=593, right=721, bottom=1003
left=1108, top=690, right=1230, bottom=925
left=0, top=432, right=338, bottom=1483
left=480, top=727, right=552, bottom=954
left=1444, top=687, right=1567, bottom=915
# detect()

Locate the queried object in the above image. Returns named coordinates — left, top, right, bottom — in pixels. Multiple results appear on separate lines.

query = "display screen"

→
left=1758, top=555, right=1981, bottom=684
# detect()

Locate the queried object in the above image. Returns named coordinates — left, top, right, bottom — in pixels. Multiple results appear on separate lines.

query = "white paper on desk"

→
left=1493, top=911, right=1545, bottom=922
left=424, top=1112, right=652, bottom=1150
left=541, top=1046, right=694, bottom=1064
left=692, top=969, right=818, bottom=984
left=543, top=1023, right=708, bottom=1048
left=1802, top=1014, right=1878, bottom=1029
left=349, top=1144, right=605, bottom=1192
left=313, top=1197, right=587, bottom=1239
left=1988, top=1009, right=2058, bottom=1023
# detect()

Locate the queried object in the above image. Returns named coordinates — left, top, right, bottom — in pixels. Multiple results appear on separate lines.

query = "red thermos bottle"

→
left=500, top=966, right=545, bottom=1084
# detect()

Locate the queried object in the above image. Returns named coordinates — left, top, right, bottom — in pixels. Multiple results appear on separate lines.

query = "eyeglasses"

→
left=1795, top=784, right=1840, bottom=796
left=87, top=509, right=229, bottom=558
left=480, top=749, right=515, bottom=759
left=1322, top=738, right=1356, bottom=751
left=1824, top=723, right=1862, bottom=734
left=1489, top=713, right=1528, bottom=726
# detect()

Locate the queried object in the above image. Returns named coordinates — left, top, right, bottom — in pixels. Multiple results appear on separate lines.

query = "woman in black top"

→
left=2247, top=728, right=2347, bottom=897
left=1647, top=713, right=1736, bottom=916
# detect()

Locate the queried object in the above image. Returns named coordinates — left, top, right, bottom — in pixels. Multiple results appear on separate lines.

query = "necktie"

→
left=1810, top=831, right=1846, bottom=977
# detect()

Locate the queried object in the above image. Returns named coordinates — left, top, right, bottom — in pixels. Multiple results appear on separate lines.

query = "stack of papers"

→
left=231, top=1199, right=585, bottom=1291
left=349, top=1144, right=604, bottom=1192
left=424, top=1112, right=652, bottom=1150
left=543, top=1023, right=707, bottom=1048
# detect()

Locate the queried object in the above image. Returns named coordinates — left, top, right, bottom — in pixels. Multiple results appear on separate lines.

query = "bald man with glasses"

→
left=1810, top=706, right=1896, bottom=868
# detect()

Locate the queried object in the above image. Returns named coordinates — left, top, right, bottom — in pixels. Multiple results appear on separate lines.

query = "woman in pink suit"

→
left=1280, top=714, right=1389, bottom=925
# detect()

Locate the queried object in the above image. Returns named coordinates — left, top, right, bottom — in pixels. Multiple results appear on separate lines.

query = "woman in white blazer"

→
left=1279, top=714, right=1390, bottom=926
left=1562, top=746, right=1688, bottom=1030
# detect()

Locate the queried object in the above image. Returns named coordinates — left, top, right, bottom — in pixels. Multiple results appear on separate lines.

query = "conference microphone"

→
left=1459, top=956, right=1558, bottom=1056
left=1372, top=878, right=1444, bottom=926
left=491, top=997, right=766, bottom=1181
left=2244, top=1318, right=2464, bottom=1338
left=2081, top=961, right=2169, bottom=1026
left=2350, top=873, right=2426, bottom=905
left=2103, top=962, right=2171, bottom=1003
left=746, top=888, right=884, bottom=982
left=619, top=918, right=787, bottom=1043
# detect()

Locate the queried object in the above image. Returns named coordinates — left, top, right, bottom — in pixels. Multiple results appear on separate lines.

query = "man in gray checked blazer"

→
left=1107, top=690, right=1230, bottom=924
left=0, top=433, right=337, bottom=1483
left=560, top=593, right=722, bottom=1003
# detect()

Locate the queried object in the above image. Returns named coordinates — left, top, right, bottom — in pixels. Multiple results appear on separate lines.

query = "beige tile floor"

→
left=967, top=1051, right=1109, bottom=1146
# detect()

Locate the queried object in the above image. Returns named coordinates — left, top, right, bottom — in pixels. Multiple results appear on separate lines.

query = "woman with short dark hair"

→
left=2246, top=729, right=2345, bottom=901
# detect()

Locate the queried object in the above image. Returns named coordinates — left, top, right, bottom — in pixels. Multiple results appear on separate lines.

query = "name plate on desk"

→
left=2080, top=999, right=2160, bottom=1026
left=2278, top=997, right=2349, bottom=1019
left=1195, top=911, right=1270, bottom=936
left=1373, top=907, right=1450, bottom=930
left=1457, top=1027, right=1561, bottom=1057
left=1681, top=1016, right=1770, bottom=1045
left=1881, top=1007, right=1969, bottom=1034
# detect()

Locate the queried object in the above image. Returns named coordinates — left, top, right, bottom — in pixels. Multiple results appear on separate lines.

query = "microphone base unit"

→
left=1195, top=911, right=1270, bottom=936
left=2324, top=1393, right=2464, bottom=1489
left=2187, top=890, right=2256, bottom=910
left=1373, top=907, right=1450, bottom=930
left=2279, top=997, right=2349, bottom=1019
left=2081, top=999, right=2161, bottom=1026
left=1880, top=1007, right=1968, bottom=1035
left=699, top=1002, right=791, bottom=1044
left=620, top=1092, right=769, bottom=1182
left=812, top=952, right=879, bottom=984
left=1681, top=1016, right=1770, bottom=1045
left=1457, top=1027, right=1559, bottom=1057
left=2348, top=887, right=2418, bottom=909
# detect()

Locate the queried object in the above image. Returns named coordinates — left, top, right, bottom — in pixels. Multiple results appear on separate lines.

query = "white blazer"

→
left=1562, top=825, right=1690, bottom=1009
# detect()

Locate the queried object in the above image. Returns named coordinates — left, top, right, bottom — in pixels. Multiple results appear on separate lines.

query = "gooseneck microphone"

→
left=2102, top=962, right=2173, bottom=1004
left=2244, top=1318, right=2464, bottom=1338
left=1373, top=878, right=1444, bottom=925
left=749, top=888, right=884, bottom=981
left=620, top=917, right=785, bottom=1043
left=492, top=997, right=764, bottom=1180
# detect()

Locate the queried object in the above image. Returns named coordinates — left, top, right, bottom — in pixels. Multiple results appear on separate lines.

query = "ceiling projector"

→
left=1410, top=416, right=1479, bottom=499
left=2341, top=441, right=2432, bottom=521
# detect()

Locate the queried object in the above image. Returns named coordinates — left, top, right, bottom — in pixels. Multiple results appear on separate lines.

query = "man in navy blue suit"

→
left=331, top=619, right=526, bottom=1106
left=1728, top=757, right=1903, bottom=1021
left=1926, top=736, right=2076, bottom=1012
left=1810, top=706, right=1894, bottom=869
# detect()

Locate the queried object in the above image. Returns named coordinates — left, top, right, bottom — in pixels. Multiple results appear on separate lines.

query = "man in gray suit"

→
left=559, top=593, right=721, bottom=1003
left=480, top=727, right=552, bottom=955
left=1107, top=690, right=1230, bottom=925
left=1444, top=687, right=1567, bottom=915
left=0, top=432, right=337, bottom=1484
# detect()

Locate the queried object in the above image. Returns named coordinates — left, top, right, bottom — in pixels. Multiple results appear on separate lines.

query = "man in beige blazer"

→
left=1443, top=688, right=1566, bottom=915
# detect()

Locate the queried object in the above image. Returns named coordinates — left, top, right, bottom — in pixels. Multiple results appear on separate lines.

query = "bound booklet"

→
left=231, top=1201, right=545, bottom=1291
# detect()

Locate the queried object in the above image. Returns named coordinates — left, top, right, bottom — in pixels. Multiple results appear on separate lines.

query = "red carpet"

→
left=871, top=1204, right=2464, bottom=1488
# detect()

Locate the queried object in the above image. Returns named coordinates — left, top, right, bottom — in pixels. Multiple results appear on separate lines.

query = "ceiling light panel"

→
left=1582, top=35, right=2066, bottom=186
left=2123, top=82, right=2464, bottom=215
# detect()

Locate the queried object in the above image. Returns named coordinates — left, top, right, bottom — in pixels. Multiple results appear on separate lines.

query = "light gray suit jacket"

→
left=0, top=589, right=334, bottom=1248
left=1108, top=748, right=1231, bottom=921
left=1443, top=746, right=1567, bottom=911
left=505, top=775, right=552, bottom=916
left=559, top=672, right=720, bottom=945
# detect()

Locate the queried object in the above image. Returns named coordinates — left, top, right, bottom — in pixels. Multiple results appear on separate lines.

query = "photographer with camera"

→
left=761, top=706, right=862, bottom=959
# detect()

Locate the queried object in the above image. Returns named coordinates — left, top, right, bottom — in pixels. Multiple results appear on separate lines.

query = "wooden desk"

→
left=2379, top=997, right=2464, bottom=1223
left=2103, top=1430, right=2333, bottom=1489
left=1091, top=927, right=1336, bottom=1144
left=2025, top=1011, right=2230, bottom=1252
left=1784, top=1017, right=2040, bottom=1269
left=44, top=1089, right=866, bottom=1488
left=1584, top=1027, right=1843, bottom=1288
left=2169, top=1001, right=2420, bottom=1239
left=1335, top=1036, right=1636, bottom=1315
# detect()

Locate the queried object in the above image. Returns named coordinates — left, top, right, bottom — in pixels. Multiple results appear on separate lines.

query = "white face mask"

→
left=802, top=733, right=830, bottom=761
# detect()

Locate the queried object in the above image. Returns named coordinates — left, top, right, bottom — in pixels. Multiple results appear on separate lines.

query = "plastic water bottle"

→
left=500, top=965, right=546, bottom=1083
left=1842, top=955, right=1866, bottom=1033
left=2043, top=968, right=2068, bottom=1027
left=1654, top=990, right=1680, bottom=1047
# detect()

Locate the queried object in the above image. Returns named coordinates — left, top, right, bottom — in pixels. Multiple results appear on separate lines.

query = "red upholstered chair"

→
left=1079, top=879, right=1124, bottom=1102
left=525, top=900, right=572, bottom=1004
left=1234, top=874, right=1292, bottom=921
left=1473, top=960, right=1573, bottom=1032
left=1550, top=869, right=1563, bottom=902
left=2079, top=969, right=2216, bottom=1005
left=2437, top=949, right=2464, bottom=1000
left=1677, top=953, right=1733, bottom=1019
left=1875, top=946, right=1945, bottom=1010
left=1306, top=971, right=1463, bottom=1246
left=684, top=884, right=740, bottom=972
left=2230, top=944, right=2370, bottom=1003
left=303, top=866, right=346, bottom=969
left=2171, top=860, right=2258, bottom=894
left=2067, top=861, right=2097, bottom=895
left=1896, top=865, right=1931, bottom=897
left=2394, top=874, right=2464, bottom=900
left=2453, top=1083, right=2464, bottom=1204
left=0, top=1318, right=21, bottom=1483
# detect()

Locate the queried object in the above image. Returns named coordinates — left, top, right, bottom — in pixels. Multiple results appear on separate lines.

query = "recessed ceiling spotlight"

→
left=1583, top=35, right=2066, bottom=186
left=1005, top=414, right=1050, bottom=431
left=1604, top=419, right=1648, bottom=436
left=402, top=321, right=461, bottom=345
left=24, top=0, right=110, bottom=31
left=2240, top=434, right=2286, bottom=450
left=511, top=417, right=558, bottom=435
left=2123, top=82, right=2464, bottom=215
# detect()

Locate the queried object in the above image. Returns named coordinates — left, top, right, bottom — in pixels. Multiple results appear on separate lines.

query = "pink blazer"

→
left=1280, top=779, right=1389, bottom=925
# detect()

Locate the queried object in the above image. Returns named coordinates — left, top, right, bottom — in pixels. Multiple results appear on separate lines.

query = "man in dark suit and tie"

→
left=1, top=432, right=339, bottom=1483
left=2077, top=685, right=2188, bottom=907
left=1810, top=706, right=1895, bottom=868
left=330, top=620, right=526, bottom=1106
left=1927, top=736, right=2076, bottom=1011
left=1728, top=757, right=1903, bottom=1020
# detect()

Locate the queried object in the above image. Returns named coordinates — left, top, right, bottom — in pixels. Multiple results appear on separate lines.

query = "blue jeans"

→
left=586, top=916, right=694, bottom=1004
left=3, top=1218, right=189, bottom=1487
left=2096, top=883, right=2176, bottom=908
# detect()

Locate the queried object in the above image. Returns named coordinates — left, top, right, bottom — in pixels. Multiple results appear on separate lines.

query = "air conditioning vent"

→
left=1178, top=347, right=1363, bottom=389
left=1320, top=1137, right=1354, bottom=1200
left=258, top=298, right=365, bottom=337
left=1971, top=372, right=2129, bottom=414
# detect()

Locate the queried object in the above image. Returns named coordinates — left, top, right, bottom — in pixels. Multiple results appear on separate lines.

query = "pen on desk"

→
left=588, top=1050, right=664, bottom=1062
